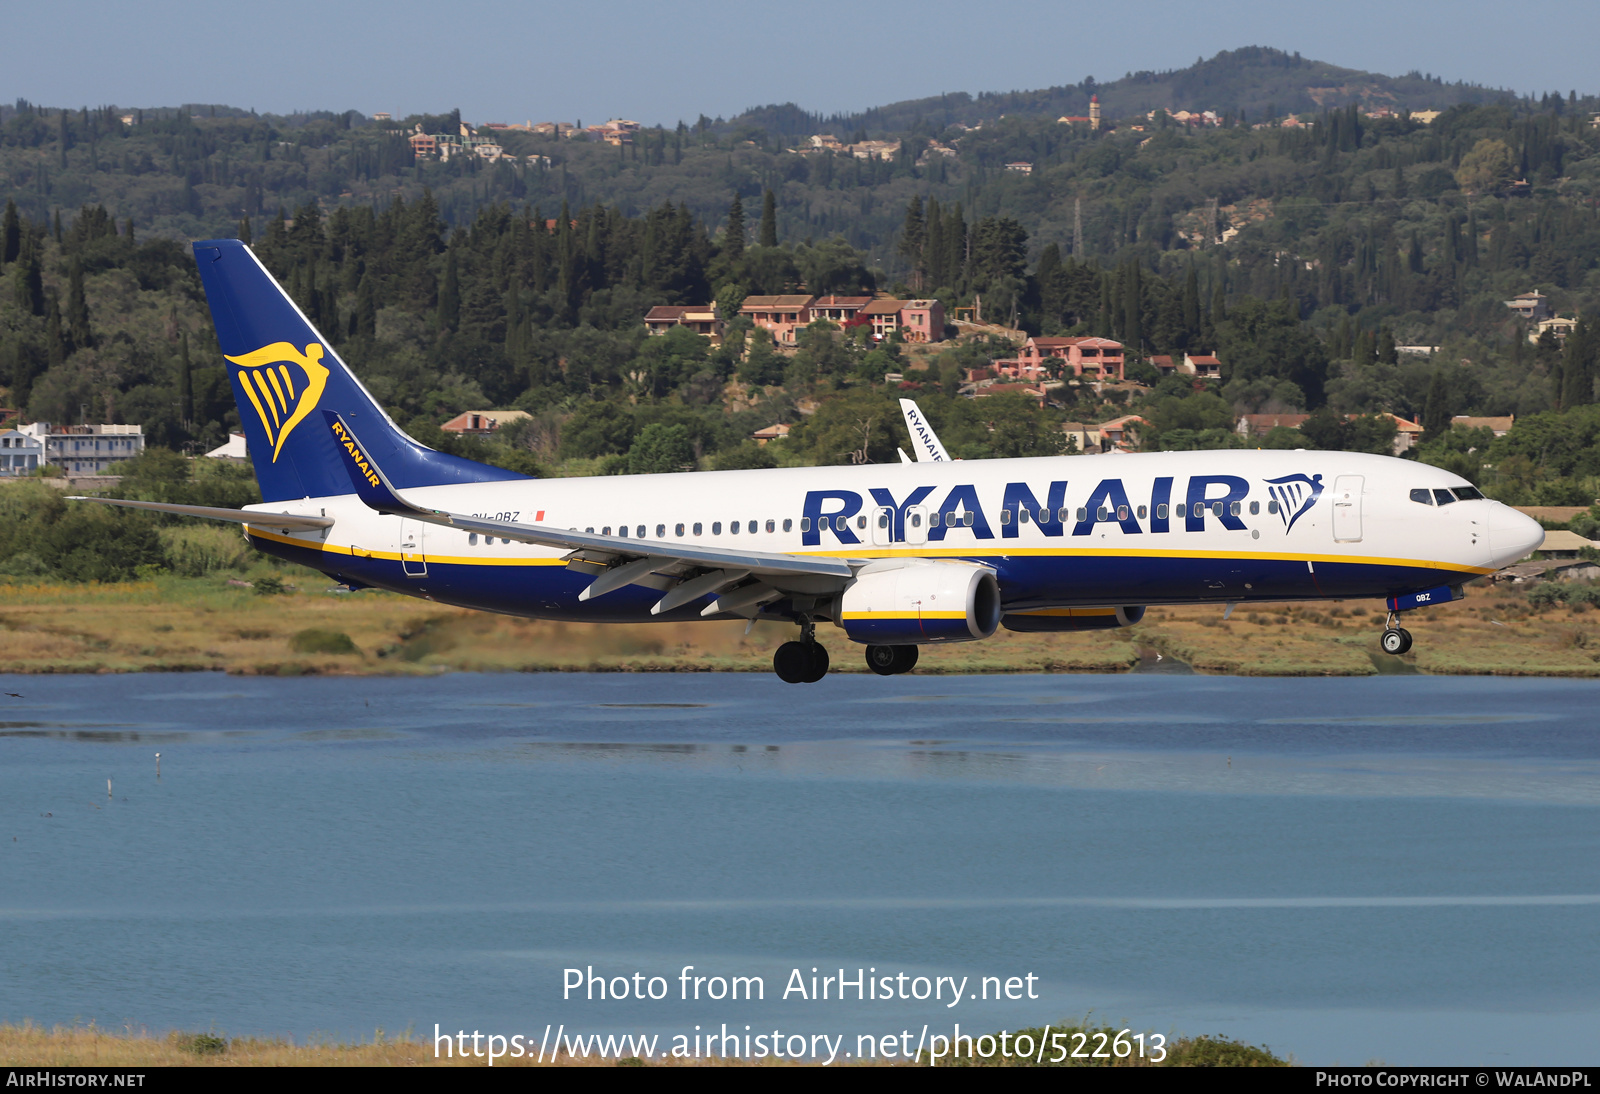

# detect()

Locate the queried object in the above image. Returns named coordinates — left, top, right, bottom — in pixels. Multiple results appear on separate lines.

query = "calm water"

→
left=2, top=671, right=1598, bottom=1066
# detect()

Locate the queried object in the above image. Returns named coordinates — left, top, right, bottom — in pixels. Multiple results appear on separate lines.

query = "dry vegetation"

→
left=0, top=573, right=1591, bottom=678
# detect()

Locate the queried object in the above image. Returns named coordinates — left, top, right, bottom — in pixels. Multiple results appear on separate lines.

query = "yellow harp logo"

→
left=224, top=342, right=331, bottom=462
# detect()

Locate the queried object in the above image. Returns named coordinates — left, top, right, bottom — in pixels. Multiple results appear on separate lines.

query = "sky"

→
left=8, top=0, right=1599, bottom=127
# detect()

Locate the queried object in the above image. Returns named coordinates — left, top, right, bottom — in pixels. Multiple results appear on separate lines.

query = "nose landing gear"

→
left=1379, top=611, right=1413, bottom=655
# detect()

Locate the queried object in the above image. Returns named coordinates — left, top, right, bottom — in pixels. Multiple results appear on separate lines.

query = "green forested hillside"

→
left=2, top=45, right=1600, bottom=570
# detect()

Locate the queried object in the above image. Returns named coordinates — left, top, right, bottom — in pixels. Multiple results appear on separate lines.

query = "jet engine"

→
left=1001, top=606, right=1146, bottom=632
left=839, top=560, right=1000, bottom=645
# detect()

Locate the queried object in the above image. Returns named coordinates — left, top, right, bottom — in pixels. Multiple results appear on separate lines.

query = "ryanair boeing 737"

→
left=73, top=240, right=1544, bottom=682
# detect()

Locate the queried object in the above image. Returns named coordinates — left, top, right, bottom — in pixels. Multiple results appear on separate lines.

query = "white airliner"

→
left=73, top=240, right=1543, bottom=682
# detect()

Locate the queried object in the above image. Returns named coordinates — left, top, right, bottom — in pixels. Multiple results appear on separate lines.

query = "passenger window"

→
left=1017, top=508, right=1030, bottom=524
left=693, top=522, right=703, bottom=535
left=675, top=523, right=685, bottom=536
left=1058, top=508, right=1070, bottom=523
left=878, top=512, right=891, bottom=528
left=799, top=517, right=810, bottom=532
left=999, top=510, right=1013, bottom=526
left=1212, top=502, right=1224, bottom=517
left=656, top=524, right=665, bottom=538
left=1268, top=500, right=1279, bottom=514
left=929, top=513, right=941, bottom=527
left=1156, top=503, right=1168, bottom=520
left=713, top=522, right=722, bottom=534
left=962, top=512, right=974, bottom=526
left=766, top=519, right=775, bottom=532
left=749, top=521, right=758, bottom=534
left=855, top=515, right=866, bottom=530
left=1117, top=505, right=1129, bottom=521
left=585, top=527, right=594, bottom=533
left=910, top=512, right=922, bottom=528
left=783, top=518, right=793, bottom=532
left=1137, top=505, right=1147, bottom=519
left=468, top=533, right=478, bottom=545
left=1249, top=500, right=1259, bottom=515
left=1410, top=488, right=1433, bottom=504
left=1193, top=502, right=1205, bottom=518
left=730, top=520, right=740, bottom=534
left=1076, top=507, right=1087, bottom=522
left=1096, top=506, right=1108, bottom=521
left=837, top=516, right=849, bottom=531
left=602, top=526, right=612, bottom=536
left=1229, top=501, right=1241, bottom=517
left=1433, top=489, right=1457, bottom=506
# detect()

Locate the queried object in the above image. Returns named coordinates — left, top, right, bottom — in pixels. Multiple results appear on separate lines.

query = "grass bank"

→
left=0, top=1023, right=1286, bottom=1067
left=0, top=573, right=1592, bottom=677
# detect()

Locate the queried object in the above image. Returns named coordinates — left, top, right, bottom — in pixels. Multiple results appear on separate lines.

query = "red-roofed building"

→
left=1006, top=336, right=1125, bottom=381
left=809, top=295, right=874, bottom=326
left=1185, top=353, right=1222, bottom=379
left=740, top=295, right=815, bottom=345
left=858, top=298, right=947, bottom=343
left=643, top=304, right=723, bottom=342
left=1235, top=413, right=1311, bottom=439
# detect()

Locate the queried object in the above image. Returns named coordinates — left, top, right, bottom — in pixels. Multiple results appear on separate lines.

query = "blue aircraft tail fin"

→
left=191, top=238, right=528, bottom=502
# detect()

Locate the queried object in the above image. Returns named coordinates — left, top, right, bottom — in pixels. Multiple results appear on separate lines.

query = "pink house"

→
left=740, top=295, right=814, bottom=345
left=858, top=298, right=946, bottom=343
left=1009, top=336, right=1126, bottom=381
left=808, top=295, right=874, bottom=326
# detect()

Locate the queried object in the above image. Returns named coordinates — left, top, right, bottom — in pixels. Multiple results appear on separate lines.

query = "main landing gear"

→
left=1380, top=611, right=1413, bottom=656
left=864, top=644, right=919, bottom=676
left=774, top=619, right=830, bottom=684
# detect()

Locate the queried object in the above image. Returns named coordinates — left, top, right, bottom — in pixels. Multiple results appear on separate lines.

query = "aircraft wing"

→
left=66, top=496, right=334, bottom=531
left=325, top=412, right=856, bottom=588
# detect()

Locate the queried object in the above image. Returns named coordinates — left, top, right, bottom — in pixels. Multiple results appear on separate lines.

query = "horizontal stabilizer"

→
left=66, top=496, right=333, bottom=530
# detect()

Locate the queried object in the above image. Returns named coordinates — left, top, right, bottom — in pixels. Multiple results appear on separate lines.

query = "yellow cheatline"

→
left=224, top=342, right=331, bottom=462
left=841, top=610, right=968, bottom=620
left=801, top=545, right=1492, bottom=575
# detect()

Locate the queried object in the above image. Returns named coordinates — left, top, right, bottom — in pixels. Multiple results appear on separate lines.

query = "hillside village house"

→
left=644, top=304, right=724, bottom=342
left=0, top=429, right=44, bottom=475
left=739, top=296, right=814, bottom=345
left=441, top=410, right=533, bottom=435
left=1530, top=316, right=1578, bottom=343
left=1232, top=412, right=1424, bottom=456
left=999, top=336, right=1126, bottom=382
left=1452, top=415, right=1515, bottom=436
left=858, top=299, right=946, bottom=343
left=18, top=423, right=144, bottom=475
left=809, top=295, right=874, bottom=327
left=1505, top=291, right=1552, bottom=322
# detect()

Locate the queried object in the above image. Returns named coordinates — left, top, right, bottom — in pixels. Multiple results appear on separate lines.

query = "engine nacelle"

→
left=840, top=560, right=1000, bottom=645
left=1001, top=606, right=1146, bottom=632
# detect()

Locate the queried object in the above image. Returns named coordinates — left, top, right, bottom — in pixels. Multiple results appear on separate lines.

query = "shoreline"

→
left=0, top=575, right=1592, bottom=679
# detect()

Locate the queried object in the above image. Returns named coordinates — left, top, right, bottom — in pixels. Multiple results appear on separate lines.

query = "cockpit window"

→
left=1409, top=489, right=1433, bottom=505
left=1432, top=489, right=1457, bottom=506
left=1453, top=486, right=1485, bottom=501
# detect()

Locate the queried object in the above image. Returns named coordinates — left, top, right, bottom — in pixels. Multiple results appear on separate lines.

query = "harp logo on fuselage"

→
left=224, top=342, right=331, bottom=462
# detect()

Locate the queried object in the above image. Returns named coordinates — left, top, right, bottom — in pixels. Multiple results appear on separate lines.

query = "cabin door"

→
left=871, top=506, right=894, bottom=547
left=400, top=519, right=428, bottom=577
left=904, top=505, right=930, bottom=546
left=1331, top=475, right=1364, bottom=543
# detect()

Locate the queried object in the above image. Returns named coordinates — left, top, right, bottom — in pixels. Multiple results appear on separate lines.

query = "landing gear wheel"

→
left=865, top=644, right=919, bottom=676
left=1380, top=628, right=1413, bottom=655
left=774, top=641, right=811, bottom=683
left=802, top=642, right=830, bottom=683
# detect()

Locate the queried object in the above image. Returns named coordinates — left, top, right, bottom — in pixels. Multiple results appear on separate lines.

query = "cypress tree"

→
left=353, top=273, right=376, bottom=340
left=724, top=194, right=744, bottom=260
left=758, top=189, right=777, bottom=248
left=1422, top=370, right=1450, bottom=434
left=179, top=331, right=193, bottom=425
left=1181, top=262, right=1200, bottom=347
left=1, top=200, right=19, bottom=265
left=45, top=298, right=66, bottom=367
left=66, top=259, right=90, bottom=349
left=53, top=209, right=63, bottom=243
left=923, top=199, right=944, bottom=288
left=237, top=216, right=252, bottom=244
left=123, top=217, right=135, bottom=244
left=436, top=246, right=460, bottom=332
left=1123, top=260, right=1142, bottom=352
left=1561, top=318, right=1594, bottom=409
left=897, top=196, right=925, bottom=287
left=14, top=238, right=44, bottom=315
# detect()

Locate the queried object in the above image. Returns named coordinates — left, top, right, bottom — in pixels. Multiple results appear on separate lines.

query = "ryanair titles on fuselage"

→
left=797, top=472, right=1321, bottom=546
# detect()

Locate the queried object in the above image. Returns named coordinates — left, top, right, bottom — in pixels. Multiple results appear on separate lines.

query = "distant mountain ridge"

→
left=730, top=46, right=1521, bottom=138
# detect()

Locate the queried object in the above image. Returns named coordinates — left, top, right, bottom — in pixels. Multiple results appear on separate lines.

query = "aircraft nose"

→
left=1487, top=504, right=1546, bottom=568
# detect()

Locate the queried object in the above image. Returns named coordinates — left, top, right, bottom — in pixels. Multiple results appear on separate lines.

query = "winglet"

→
left=899, top=398, right=949, bottom=462
left=323, top=411, right=425, bottom=516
